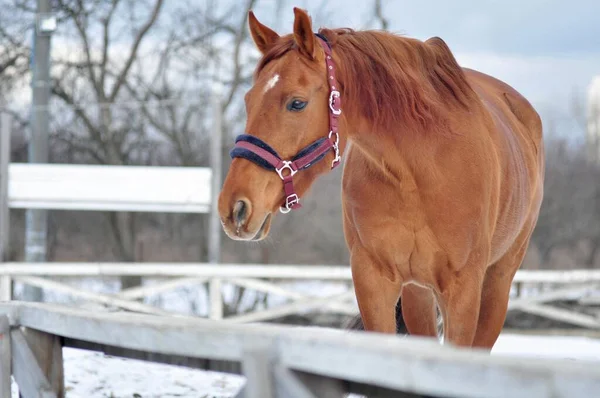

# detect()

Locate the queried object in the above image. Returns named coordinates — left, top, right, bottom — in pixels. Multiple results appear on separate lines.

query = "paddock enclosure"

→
left=2, top=112, right=600, bottom=397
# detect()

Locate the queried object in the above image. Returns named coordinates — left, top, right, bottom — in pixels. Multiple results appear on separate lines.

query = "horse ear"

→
left=248, top=11, right=280, bottom=55
left=293, top=7, right=316, bottom=59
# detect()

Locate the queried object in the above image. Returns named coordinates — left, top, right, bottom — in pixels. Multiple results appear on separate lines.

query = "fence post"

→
left=209, top=278, right=223, bottom=320
left=240, top=339, right=275, bottom=398
left=0, top=113, right=12, bottom=301
left=0, top=315, right=11, bottom=398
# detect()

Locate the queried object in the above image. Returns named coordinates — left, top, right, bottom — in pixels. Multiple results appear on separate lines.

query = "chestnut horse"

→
left=218, top=8, right=544, bottom=349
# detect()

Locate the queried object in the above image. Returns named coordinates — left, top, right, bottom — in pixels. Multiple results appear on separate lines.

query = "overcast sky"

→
left=14, top=1, right=597, bottom=141
left=253, top=0, right=600, bottom=140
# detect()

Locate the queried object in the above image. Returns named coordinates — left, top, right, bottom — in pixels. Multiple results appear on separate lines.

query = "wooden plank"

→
left=6, top=301, right=255, bottom=361
left=0, top=315, right=11, bottom=398
left=508, top=284, right=599, bottom=310
left=240, top=339, right=275, bottom=398
left=272, top=366, right=321, bottom=398
left=513, top=270, right=600, bottom=284
left=3, top=264, right=600, bottom=285
left=282, top=369, right=346, bottom=398
left=13, top=276, right=184, bottom=317
left=209, top=278, right=223, bottom=320
left=225, top=277, right=357, bottom=315
left=117, top=277, right=209, bottom=300
left=346, top=381, right=424, bottom=398
left=0, top=113, right=9, bottom=264
left=224, top=291, right=356, bottom=323
left=2, top=302, right=600, bottom=398
left=22, top=327, right=64, bottom=397
left=11, top=328, right=57, bottom=398
left=8, top=163, right=211, bottom=213
left=226, top=277, right=309, bottom=300
left=277, top=328, right=600, bottom=398
left=0, top=263, right=353, bottom=279
left=578, top=295, right=600, bottom=305
left=0, top=276, right=10, bottom=301
left=516, top=303, right=600, bottom=329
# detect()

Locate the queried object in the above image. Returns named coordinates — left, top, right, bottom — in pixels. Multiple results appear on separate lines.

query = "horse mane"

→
left=255, top=28, right=476, bottom=136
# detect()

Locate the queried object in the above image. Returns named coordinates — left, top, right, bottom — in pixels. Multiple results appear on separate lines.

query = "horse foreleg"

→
left=470, top=267, right=513, bottom=349
left=472, top=234, right=532, bottom=349
left=401, top=283, right=439, bottom=338
left=438, top=269, right=484, bottom=347
left=351, top=253, right=403, bottom=334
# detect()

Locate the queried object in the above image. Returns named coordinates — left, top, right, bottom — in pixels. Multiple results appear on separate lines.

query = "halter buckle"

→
left=329, top=90, right=341, bottom=115
left=280, top=193, right=300, bottom=214
left=276, top=161, right=298, bottom=180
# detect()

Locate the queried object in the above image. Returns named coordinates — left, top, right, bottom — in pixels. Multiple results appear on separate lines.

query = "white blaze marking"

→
left=264, top=74, right=280, bottom=93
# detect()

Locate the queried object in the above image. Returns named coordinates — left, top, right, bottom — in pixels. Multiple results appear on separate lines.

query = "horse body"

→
left=341, top=61, right=544, bottom=346
left=218, top=8, right=544, bottom=349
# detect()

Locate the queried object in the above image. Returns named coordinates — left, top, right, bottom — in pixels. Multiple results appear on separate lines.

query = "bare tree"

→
left=0, top=2, right=29, bottom=108
left=373, top=0, right=389, bottom=30
left=531, top=136, right=600, bottom=269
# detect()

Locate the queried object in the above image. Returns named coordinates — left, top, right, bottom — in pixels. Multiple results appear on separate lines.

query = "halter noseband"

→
left=230, top=34, right=342, bottom=214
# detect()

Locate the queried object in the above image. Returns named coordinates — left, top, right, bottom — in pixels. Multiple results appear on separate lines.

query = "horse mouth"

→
left=251, top=213, right=272, bottom=241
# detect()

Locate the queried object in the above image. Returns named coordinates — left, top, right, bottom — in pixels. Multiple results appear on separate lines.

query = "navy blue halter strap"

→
left=230, top=134, right=329, bottom=172
left=230, top=34, right=342, bottom=213
left=230, top=134, right=280, bottom=171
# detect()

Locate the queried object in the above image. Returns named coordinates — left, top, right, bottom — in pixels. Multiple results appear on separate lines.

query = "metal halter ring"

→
left=276, top=161, right=298, bottom=180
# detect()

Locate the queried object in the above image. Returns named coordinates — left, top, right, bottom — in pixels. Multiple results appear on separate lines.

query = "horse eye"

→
left=287, top=99, right=307, bottom=112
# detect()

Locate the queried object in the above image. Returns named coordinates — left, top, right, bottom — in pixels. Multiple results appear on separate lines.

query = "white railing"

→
left=8, top=163, right=212, bottom=213
left=1, top=263, right=600, bottom=329
left=2, top=301, right=600, bottom=398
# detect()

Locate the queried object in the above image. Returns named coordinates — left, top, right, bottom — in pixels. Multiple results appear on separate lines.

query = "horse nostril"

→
left=232, top=200, right=249, bottom=229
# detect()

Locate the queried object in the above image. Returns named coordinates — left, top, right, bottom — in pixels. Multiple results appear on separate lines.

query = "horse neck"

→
left=344, top=118, right=439, bottom=177
left=332, top=30, right=475, bottom=158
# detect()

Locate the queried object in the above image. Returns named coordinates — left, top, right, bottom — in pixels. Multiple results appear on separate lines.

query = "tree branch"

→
left=223, top=0, right=258, bottom=112
left=58, top=0, right=105, bottom=99
left=100, top=0, right=120, bottom=90
left=109, top=0, right=164, bottom=102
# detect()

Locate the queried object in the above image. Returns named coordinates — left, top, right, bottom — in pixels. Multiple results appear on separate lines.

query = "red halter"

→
left=230, top=35, right=342, bottom=213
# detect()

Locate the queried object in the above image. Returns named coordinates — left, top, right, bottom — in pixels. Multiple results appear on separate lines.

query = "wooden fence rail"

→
left=0, top=264, right=600, bottom=329
left=2, top=301, right=600, bottom=398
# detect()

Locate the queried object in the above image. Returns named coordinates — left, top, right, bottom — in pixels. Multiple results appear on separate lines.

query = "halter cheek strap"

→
left=230, top=35, right=342, bottom=214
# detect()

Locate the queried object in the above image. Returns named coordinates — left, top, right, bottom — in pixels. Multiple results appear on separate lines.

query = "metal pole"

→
left=0, top=114, right=10, bottom=262
left=208, top=93, right=223, bottom=319
left=208, top=93, right=223, bottom=264
left=0, top=114, right=11, bottom=301
left=24, top=0, right=53, bottom=302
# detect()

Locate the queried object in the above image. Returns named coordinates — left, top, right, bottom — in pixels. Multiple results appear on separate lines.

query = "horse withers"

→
left=218, top=8, right=544, bottom=349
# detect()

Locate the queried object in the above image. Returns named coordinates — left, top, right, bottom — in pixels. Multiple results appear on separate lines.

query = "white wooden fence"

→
left=2, top=301, right=600, bottom=398
left=2, top=111, right=600, bottom=329
left=1, top=263, right=599, bottom=330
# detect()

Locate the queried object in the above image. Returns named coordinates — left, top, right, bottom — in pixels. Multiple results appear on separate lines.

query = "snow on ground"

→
left=11, top=347, right=246, bottom=398
left=11, top=333, right=600, bottom=397
left=492, top=333, right=600, bottom=362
